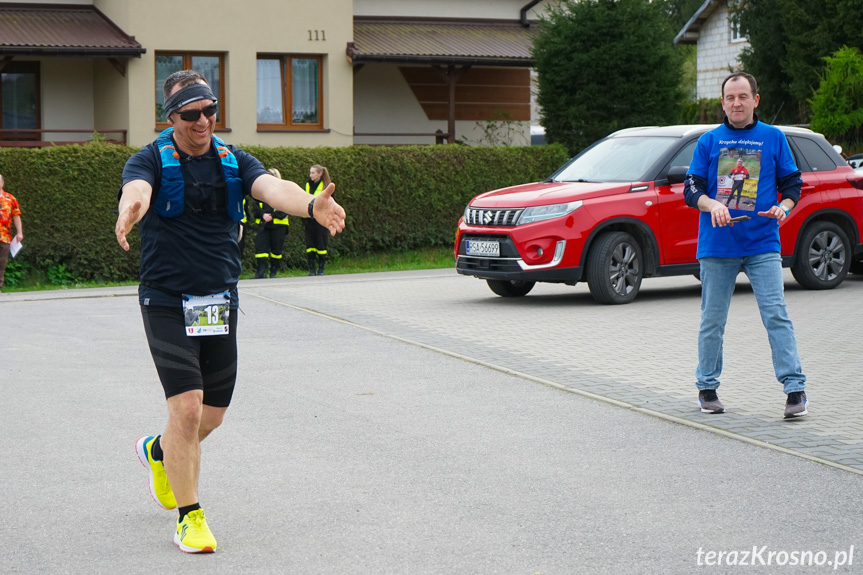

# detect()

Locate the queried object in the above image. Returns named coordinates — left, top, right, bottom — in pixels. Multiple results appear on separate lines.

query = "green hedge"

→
left=0, top=142, right=568, bottom=283
left=679, top=98, right=724, bottom=125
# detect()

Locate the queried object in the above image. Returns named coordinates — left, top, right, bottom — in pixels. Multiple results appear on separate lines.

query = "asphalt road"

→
left=2, top=269, right=862, bottom=574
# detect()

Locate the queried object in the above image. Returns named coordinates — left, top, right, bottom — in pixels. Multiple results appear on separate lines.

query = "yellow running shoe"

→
left=135, top=435, right=176, bottom=510
left=174, top=509, right=217, bottom=553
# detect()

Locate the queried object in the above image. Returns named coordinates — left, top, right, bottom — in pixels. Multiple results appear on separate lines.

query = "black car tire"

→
left=586, top=231, right=643, bottom=304
left=791, top=221, right=851, bottom=290
left=486, top=279, right=536, bottom=297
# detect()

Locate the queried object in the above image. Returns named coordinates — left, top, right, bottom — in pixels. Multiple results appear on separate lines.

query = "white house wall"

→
left=695, top=2, right=745, bottom=100
left=40, top=59, right=95, bottom=142
left=93, top=57, right=130, bottom=143
left=353, top=65, right=431, bottom=145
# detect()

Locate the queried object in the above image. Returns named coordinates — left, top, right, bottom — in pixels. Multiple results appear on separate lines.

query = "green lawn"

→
left=2, top=246, right=456, bottom=293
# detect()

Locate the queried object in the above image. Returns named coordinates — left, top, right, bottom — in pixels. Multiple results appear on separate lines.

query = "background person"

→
left=252, top=168, right=290, bottom=279
left=683, top=72, right=807, bottom=420
left=305, top=165, right=332, bottom=276
left=115, top=70, right=345, bottom=554
left=237, top=197, right=255, bottom=262
left=0, top=174, right=24, bottom=293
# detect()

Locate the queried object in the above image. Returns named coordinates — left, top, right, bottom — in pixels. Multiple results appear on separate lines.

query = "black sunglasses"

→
left=175, top=104, right=218, bottom=122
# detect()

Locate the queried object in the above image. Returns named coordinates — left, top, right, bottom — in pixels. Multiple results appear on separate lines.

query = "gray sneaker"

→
left=784, top=391, right=808, bottom=418
left=699, top=389, right=725, bottom=413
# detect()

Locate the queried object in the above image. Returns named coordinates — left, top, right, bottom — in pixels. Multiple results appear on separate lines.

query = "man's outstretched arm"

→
left=116, top=180, right=152, bottom=251
left=251, top=174, right=345, bottom=236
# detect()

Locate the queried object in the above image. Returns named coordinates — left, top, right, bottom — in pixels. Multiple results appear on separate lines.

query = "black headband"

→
left=164, top=83, right=217, bottom=118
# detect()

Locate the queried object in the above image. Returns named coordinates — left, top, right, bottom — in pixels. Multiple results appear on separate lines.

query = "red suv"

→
left=455, top=125, right=863, bottom=304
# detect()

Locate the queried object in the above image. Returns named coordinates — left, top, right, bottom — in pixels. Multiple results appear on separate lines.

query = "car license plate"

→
left=466, top=240, right=500, bottom=257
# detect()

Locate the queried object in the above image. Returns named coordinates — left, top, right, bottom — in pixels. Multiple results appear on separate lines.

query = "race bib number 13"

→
left=182, top=292, right=230, bottom=336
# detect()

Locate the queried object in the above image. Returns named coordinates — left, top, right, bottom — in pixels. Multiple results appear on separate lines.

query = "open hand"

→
left=115, top=200, right=142, bottom=251
left=757, top=205, right=787, bottom=220
left=313, top=183, right=346, bottom=236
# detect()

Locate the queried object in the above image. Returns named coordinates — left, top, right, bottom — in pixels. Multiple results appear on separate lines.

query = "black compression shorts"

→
left=140, top=305, right=238, bottom=407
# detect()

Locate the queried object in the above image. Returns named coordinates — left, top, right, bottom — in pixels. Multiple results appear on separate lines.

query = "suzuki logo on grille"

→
left=468, top=207, right=522, bottom=226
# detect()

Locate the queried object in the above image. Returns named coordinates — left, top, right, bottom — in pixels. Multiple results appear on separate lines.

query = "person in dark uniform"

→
left=305, top=164, right=333, bottom=276
left=114, top=70, right=345, bottom=554
left=252, top=168, right=290, bottom=278
left=237, top=197, right=255, bottom=264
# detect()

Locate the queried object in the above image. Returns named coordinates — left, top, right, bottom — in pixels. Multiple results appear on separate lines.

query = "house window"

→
left=730, top=19, right=745, bottom=43
left=257, top=55, right=323, bottom=129
left=155, top=52, right=225, bottom=129
left=0, top=62, right=40, bottom=141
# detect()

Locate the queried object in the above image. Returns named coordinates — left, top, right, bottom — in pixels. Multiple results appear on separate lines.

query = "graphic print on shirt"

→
left=716, top=147, right=761, bottom=211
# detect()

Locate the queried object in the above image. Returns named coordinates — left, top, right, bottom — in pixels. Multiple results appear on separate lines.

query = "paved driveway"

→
left=2, top=269, right=863, bottom=574
left=251, top=268, right=863, bottom=474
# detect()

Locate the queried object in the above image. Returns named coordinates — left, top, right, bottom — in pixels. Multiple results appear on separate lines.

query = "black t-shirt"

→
left=121, top=136, right=268, bottom=308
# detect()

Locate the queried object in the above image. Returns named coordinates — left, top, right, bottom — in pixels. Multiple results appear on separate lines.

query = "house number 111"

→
left=308, top=30, right=326, bottom=41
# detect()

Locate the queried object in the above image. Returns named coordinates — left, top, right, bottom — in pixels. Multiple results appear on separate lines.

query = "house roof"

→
left=674, top=0, right=720, bottom=45
left=0, top=4, right=145, bottom=57
left=348, top=17, right=538, bottom=67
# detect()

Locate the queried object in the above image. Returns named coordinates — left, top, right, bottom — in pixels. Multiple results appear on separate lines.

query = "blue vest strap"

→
left=154, top=128, right=244, bottom=221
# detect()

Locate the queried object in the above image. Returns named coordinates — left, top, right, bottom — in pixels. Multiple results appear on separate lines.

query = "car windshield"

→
left=553, top=135, right=681, bottom=182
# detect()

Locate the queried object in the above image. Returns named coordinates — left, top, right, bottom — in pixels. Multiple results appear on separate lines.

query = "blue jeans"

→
left=696, top=252, right=806, bottom=394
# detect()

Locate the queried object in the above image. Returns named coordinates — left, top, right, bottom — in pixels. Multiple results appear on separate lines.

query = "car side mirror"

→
left=666, top=165, right=689, bottom=184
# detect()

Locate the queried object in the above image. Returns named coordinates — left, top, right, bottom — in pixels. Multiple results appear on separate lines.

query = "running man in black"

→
left=115, top=70, right=345, bottom=553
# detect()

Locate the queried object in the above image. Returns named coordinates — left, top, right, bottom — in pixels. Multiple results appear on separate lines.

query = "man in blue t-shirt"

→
left=684, top=72, right=808, bottom=420
left=114, top=70, right=346, bottom=553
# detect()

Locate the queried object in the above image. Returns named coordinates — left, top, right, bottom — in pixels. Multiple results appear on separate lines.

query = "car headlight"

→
left=518, top=201, right=583, bottom=225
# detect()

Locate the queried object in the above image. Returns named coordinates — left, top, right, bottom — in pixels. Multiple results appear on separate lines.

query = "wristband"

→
left=307, top=197, right=316, bottom=218
left=777, top=204, right=790, bottom=215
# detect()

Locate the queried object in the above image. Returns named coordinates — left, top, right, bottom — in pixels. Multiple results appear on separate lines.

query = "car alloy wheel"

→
left=791, top=221, right=851, bottom=289
left=586, top=231, right=643, bottom=304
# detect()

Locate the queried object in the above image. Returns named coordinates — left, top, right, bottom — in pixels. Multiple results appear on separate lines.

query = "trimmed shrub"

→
left=679, top=98, right=724, bottom=125
left=0, top=142, right=568, bottom=283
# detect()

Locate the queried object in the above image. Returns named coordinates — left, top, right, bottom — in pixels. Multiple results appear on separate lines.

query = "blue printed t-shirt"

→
left=688, top=121, right=799, bottom=258
left=120, top=136, right=268, bottom=308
